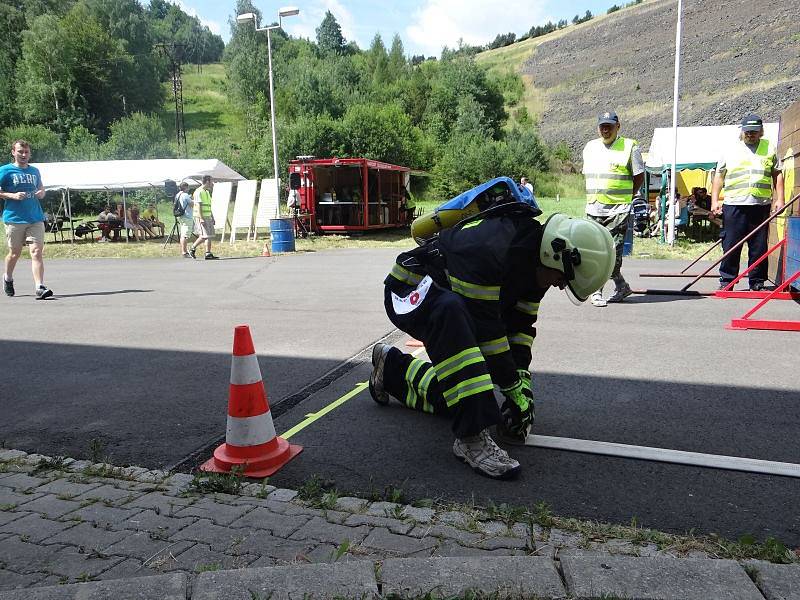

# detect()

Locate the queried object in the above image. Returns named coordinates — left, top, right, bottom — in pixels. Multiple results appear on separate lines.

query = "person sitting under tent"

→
left=142, top=204, right=164, bottom=237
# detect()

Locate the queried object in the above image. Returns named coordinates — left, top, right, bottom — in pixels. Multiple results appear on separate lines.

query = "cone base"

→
left=200, top=437, right=302, bottom=479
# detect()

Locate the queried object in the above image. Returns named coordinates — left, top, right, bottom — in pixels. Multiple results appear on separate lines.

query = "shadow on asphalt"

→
left=55, top=289, right=154, bottom=298
left=3, top=338, right=799, bottom=546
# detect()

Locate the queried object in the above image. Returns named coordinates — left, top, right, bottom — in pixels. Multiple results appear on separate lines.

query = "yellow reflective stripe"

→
left=404, top=358, right=425, bottom=409
left=448, top=276, right=500, bottom=301
left=461, top=219, right=483, bottom=230
left=509, top=332, right=534, bottom=347
left=479, top=336, right=511, bottom=356
left=390, top=264, right=423, bottom=286
left=434, top=347, right=485, bottom=380
left=419, top=368, right=436, bottom=414
left=443, top=374, right=495, bottom=407
left=514, top=300, right=539, bottom=316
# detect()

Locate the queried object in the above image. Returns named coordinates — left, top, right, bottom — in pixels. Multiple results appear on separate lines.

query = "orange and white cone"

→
left=261, top=241, right=271, bottom=257
left=200, top=325, right=301, bottom=478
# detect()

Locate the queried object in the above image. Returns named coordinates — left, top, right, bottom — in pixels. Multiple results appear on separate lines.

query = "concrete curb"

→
left=1, top=557, right=800, bottom=599
left=1, top=449, right=799, bottom=599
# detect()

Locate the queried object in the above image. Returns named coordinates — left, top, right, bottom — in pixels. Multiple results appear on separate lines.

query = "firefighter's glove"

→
left=500, top=376, right=535, bottom=438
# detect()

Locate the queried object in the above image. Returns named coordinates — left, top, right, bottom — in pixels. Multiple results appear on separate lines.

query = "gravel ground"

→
left=522, top=0, right=800, bottom=155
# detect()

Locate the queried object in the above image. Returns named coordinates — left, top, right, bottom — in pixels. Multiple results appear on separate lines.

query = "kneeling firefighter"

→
left=369, top=202, right=614, bottom=480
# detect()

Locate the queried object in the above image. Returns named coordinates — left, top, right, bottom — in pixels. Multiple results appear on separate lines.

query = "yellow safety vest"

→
left=194, top=188, right=213, bottom=218
left=722, top=139, right=774, bottom=204
left=583, top=136, right=637, bottom=205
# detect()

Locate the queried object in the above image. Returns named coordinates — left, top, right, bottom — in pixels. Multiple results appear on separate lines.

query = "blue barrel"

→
left=270, top=218, right=295, bottom=253
left=622, top=215, right=634, bottom=257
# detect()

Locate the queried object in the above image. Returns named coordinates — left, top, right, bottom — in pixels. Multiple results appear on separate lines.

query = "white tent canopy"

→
left=32, top=159, right=245, bottom=191
left=646, top=123, right=780, bottom=171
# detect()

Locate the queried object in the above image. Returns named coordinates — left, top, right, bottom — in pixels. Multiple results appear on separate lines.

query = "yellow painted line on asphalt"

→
left=280, top=343, right=427, bottom=440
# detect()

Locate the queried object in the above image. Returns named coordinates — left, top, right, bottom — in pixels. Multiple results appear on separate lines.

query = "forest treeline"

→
left=0, top=0, right=571, bottom=200
left=0, top=0, right=222, bottom=156
left=225, top=0, right=559, bottom=198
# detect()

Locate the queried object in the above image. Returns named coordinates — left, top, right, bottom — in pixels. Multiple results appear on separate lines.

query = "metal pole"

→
left=667, top=0, right=683, bottom=246
left=267, top=27, right=281, bottom=216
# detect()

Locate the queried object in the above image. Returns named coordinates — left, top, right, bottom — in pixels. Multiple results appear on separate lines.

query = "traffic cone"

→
left=261, top=241, right=271, bottom=257
left=200, top=325, right=301, bottom=478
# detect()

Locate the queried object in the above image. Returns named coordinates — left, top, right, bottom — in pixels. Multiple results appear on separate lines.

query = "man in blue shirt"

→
left=1, top=140, right=53, bottom=299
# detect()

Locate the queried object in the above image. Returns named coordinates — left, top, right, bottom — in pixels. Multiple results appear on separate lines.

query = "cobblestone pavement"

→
left=1, top=449, right=798, bottom=599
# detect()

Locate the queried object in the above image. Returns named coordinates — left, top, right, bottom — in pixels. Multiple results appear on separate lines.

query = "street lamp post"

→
left=237, top=7, right=300, bottom=217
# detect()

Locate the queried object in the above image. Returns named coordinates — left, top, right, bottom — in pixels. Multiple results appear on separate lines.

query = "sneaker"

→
left=205, top=253, right=219, bottom=260
left=718, top=281, right=733, bottom=291
left=3, top=277, right=14, bottom=297
left=607, top=282, right=633, bottom=303
left=182, top=252, right=192, bottom=258
left=35, top=286, right=53, bottom=300
left=189, top=248, right=196, bottom=259
left=368, top=343, right=391, bottom=405
left=590, top=291, right=607, bottom=307
left=453, top=429, right=521, bottom=480
left=749, top=281, right=765, bottom=291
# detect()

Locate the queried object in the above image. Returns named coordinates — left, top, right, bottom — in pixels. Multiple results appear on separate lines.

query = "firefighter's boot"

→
left=369, top=343, right=391, bottom=405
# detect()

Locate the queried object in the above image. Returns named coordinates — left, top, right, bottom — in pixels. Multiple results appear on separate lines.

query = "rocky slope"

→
left=520, top=0, right=800, bottom=154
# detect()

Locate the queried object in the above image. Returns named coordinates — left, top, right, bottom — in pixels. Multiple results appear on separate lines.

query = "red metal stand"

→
left=727, top=271, right=800, bottom=331
left=636, top=194, right=799, bottom=297
left=714, top=238, right=787, bottom=300
left=725, top=215, right=800, bottom=331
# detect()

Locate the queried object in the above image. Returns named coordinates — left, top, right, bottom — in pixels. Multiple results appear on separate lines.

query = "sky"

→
left=167, top=0, right=622, bottom=57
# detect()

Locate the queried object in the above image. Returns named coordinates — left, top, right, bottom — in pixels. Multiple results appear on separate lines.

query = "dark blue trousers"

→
left=719, top=204, right=771, bottom=287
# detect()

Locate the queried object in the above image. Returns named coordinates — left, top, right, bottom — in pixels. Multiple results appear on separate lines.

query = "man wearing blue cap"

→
left=711, top=114, right=784, bottom=291
left=582, top=111, right=644, bottom=306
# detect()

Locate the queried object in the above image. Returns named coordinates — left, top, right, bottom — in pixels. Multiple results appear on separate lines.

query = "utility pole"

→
left=155, top=42, right=187, bottom=155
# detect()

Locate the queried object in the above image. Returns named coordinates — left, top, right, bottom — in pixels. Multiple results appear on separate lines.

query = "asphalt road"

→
left=2, top=251, right=799, bottom=545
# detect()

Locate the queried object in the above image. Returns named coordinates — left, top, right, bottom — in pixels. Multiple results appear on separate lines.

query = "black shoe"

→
left=189, top=248, right=196, bottom=259
left=3, top=278, right=13, bottom=297
left=749, top=281, right=765, bottom=291
left=369, top=343, right=391, bottom=405
left=718, top=282, right=732, bottom=291
left=205, top=253, right=219, bottom=260
left=35, top=286, right=53, bottom=300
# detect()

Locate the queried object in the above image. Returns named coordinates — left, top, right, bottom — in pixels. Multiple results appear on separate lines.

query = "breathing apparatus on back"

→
left=411, top=177, right=541, bottom=244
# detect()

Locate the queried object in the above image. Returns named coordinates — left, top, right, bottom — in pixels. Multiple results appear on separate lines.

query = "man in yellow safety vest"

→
left=582, top=111, right=644, bottom=306
left=711, top=114, right=784, bottom=291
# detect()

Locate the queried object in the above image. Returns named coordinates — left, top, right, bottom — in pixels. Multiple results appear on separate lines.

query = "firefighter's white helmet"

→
left=540, top=213, right=615, bottom=303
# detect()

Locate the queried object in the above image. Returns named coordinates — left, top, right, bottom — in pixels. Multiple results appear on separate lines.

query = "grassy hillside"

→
left=476, top=1, right=650, bottom=129
left=159, top=63, right=250, bottom=166
left=476, top=0, right=800, bottom=155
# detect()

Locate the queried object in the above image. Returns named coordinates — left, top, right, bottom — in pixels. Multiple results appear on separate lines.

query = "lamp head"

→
left=236, top=12, right=256, bottom=24
left=278, top=7, right=300, bottom=17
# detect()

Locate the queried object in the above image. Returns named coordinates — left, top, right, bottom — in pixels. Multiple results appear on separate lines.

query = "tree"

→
left=59, top=3, right=136, bottom=134
left=368, top=34, right=389, bottom=85
left=0, top=3, right=28, bottom=127
left=104, top=113, right=173, bottom=159
left=64, top=125, right=102, bottom=161
left=316, top=10, right=346, bottom=55
left=85, top=0, right=163, bottom=115
left=1, top=124, right=64, bottom=162
left=15, top=14, right=81, bottom=131
left=387, top=34, right=406, bottom=80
